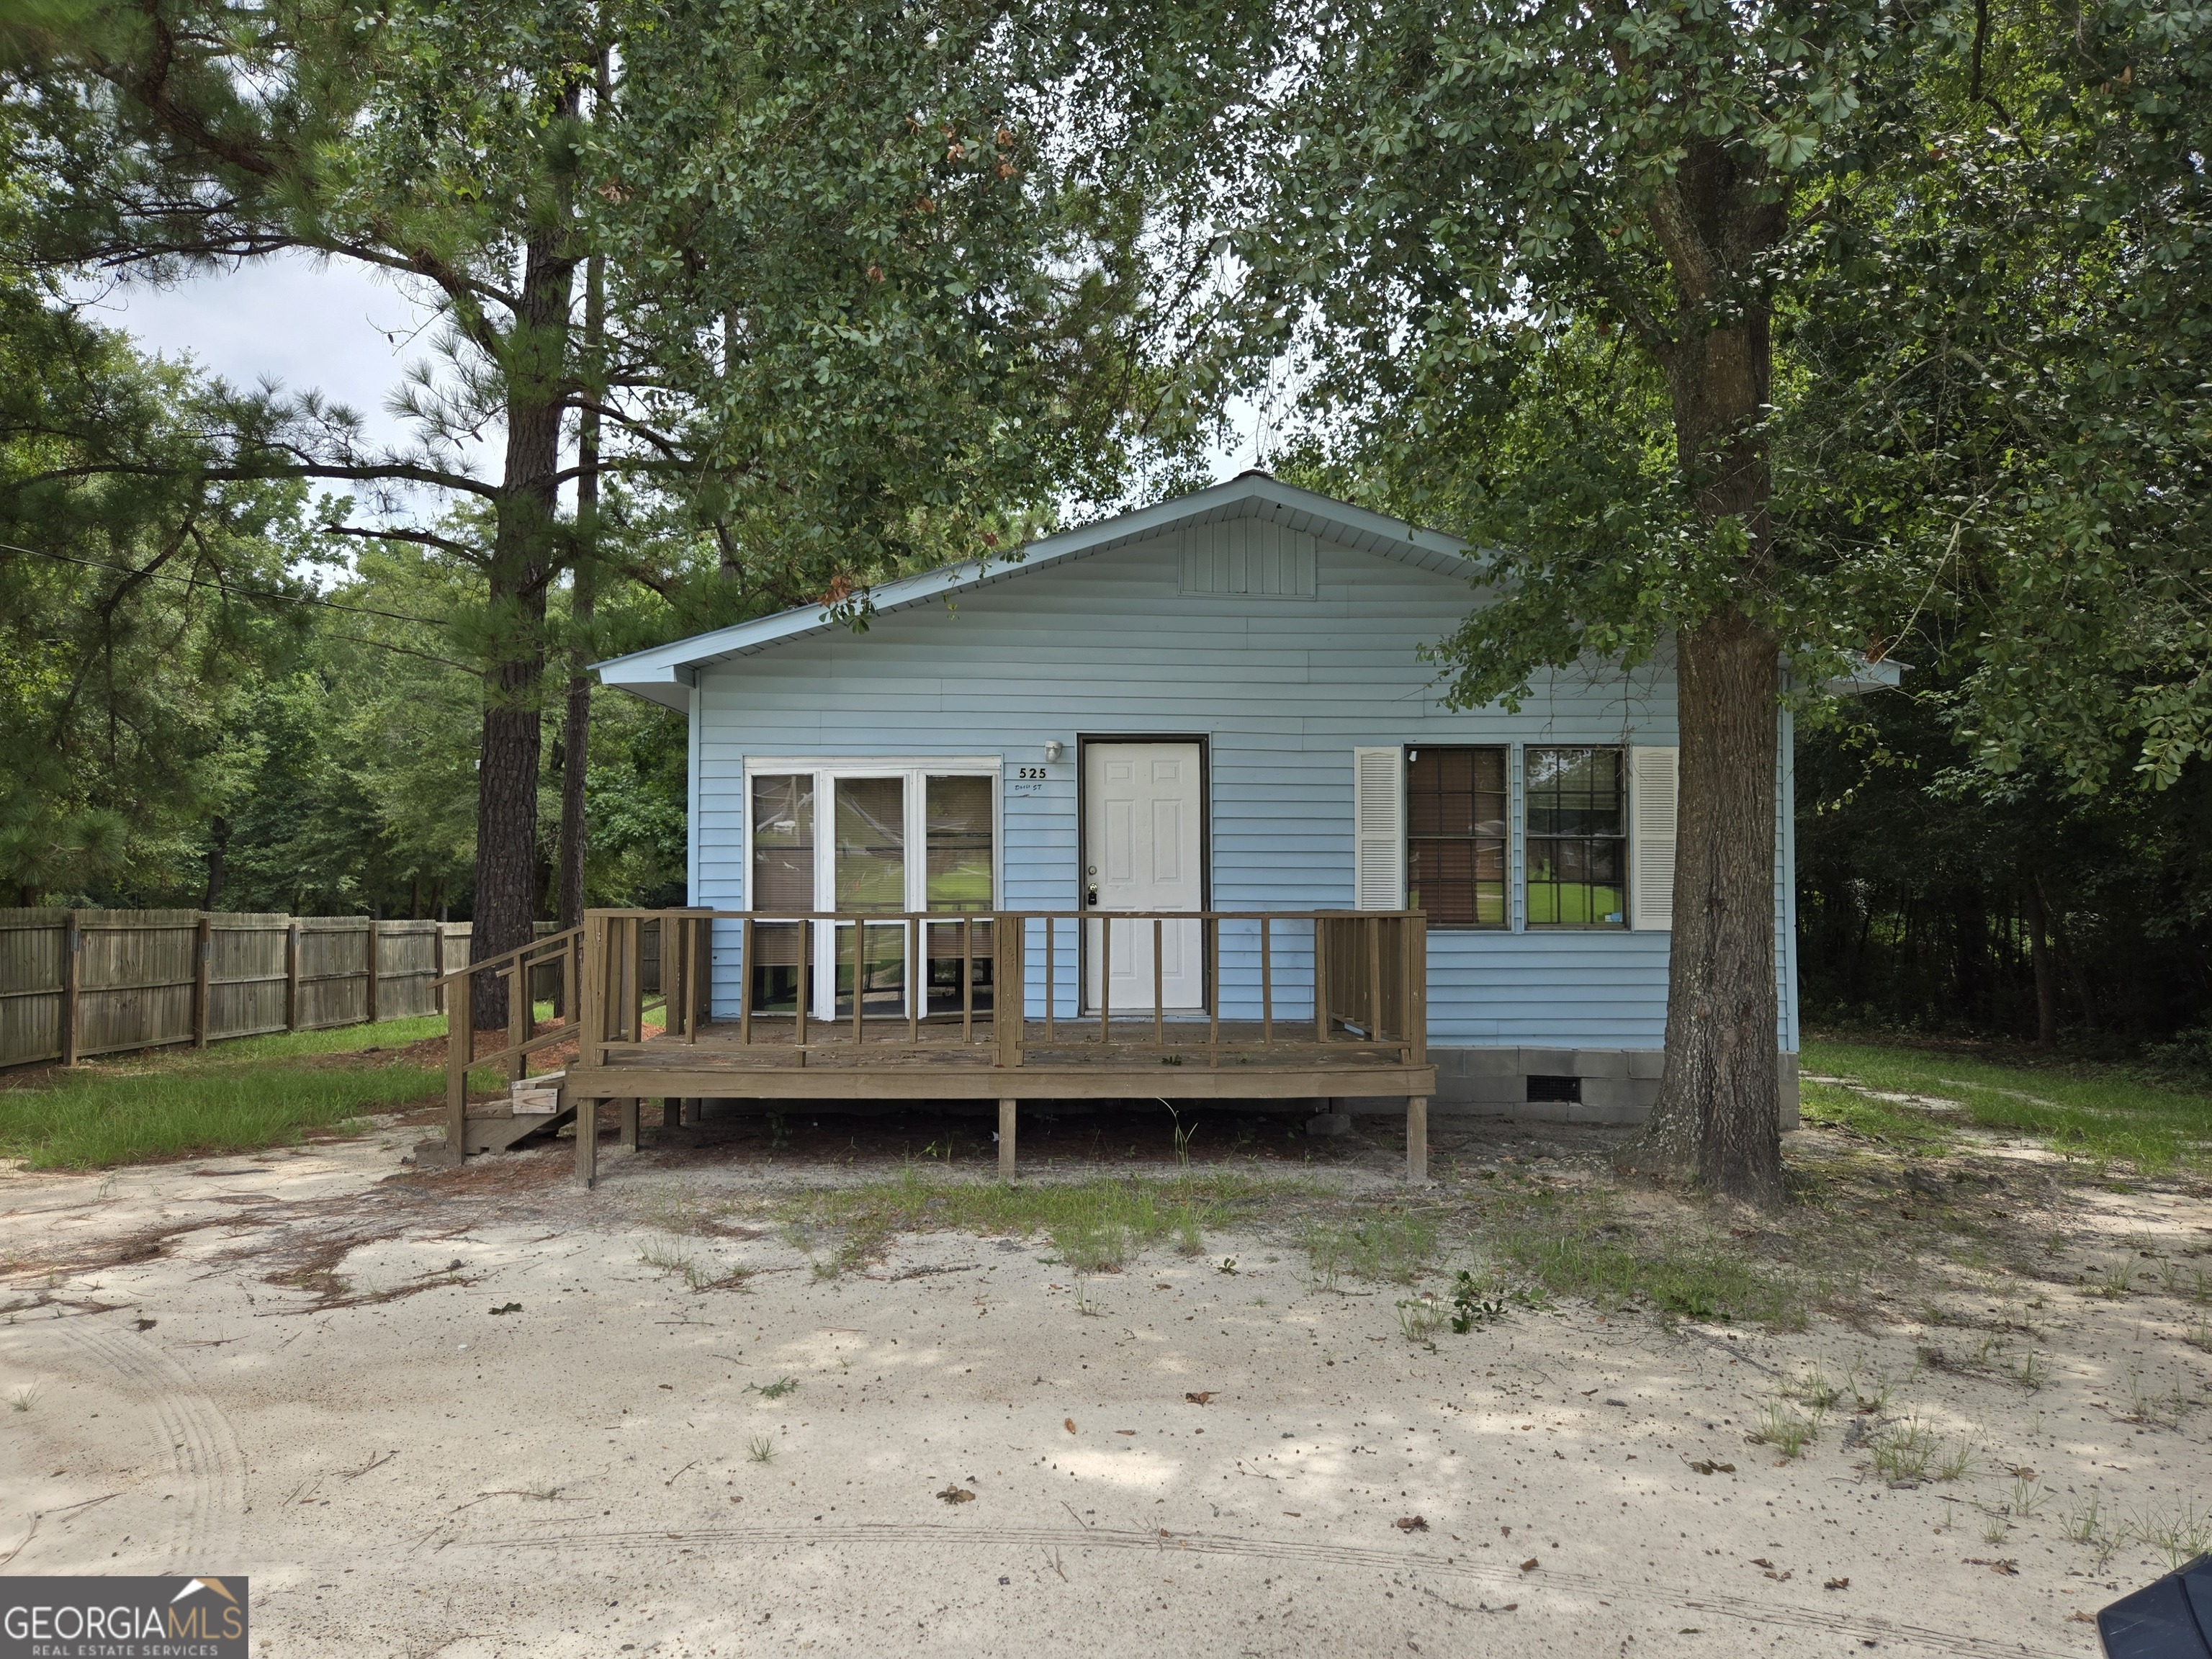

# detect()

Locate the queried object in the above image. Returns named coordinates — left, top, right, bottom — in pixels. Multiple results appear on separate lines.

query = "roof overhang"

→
left=594, top=473, right=1473, bottom=709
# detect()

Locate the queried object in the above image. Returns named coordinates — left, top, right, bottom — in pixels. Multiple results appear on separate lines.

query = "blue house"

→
left=595, top=472, right=1807, bottom=1126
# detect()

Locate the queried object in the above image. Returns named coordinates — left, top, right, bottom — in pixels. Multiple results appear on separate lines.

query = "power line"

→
left=0, top=540, right=453, bottom=625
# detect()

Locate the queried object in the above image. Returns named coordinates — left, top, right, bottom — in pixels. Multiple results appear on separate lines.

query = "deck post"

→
left=620, top=1097, right=640, bottom=1151
left=445, top=961, right=468, bottom=1158
left=998, top=1097, right=1017, bottom=1180
left=575, top=1094, right=598, bottom=1187
left=1406, top=1095, right=1428, bottom=1184
left=663, top=1098, right=680, bottom=1130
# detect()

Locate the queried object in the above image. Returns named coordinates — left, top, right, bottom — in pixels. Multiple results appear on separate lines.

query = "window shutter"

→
left=1352, top=747, right=1406, bottom=910
left=1631, top=746, right=1679, bottom=930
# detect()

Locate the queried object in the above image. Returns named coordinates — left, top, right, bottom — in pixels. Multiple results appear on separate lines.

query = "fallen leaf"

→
left=1185, top=1392, right=1214, bottom=1406
left=2068, top=1611, right=2097, bottom=1624
left=1282, top=1511, right=1302, bottom=1518
left=1519, top=1557, right=1539, bottom=1573
left=1688, top=1460, right=1736, bottom=1476
left=1964, top=1557, right=2018, bottom=1575
left=1064, top=1419, right=1076, bottom=1434
left=1116, top=1429, right=1136, bottom=1436
left=935, top=1485, right=976, bottom=1505
left=1763, top=1570, right=1793, bottom=1582
left=1396, top=1516, right=1429, bottom=1532
left=1750, top=1558, right=1774, bottom=1569
left=490, top=1303, right=521, bottom=1316
left=1825, top=1578, right=1850, bottom=1591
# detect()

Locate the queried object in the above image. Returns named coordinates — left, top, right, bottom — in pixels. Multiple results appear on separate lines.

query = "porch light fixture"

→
left=1043, top=740, right=1064, bottom=762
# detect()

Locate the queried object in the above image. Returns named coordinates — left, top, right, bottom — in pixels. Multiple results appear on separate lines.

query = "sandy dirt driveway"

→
left=1, top=1118, right=2206, bottom=1658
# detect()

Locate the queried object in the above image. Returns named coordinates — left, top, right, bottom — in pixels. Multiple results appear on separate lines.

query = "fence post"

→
left=285, top=922, right=302, bottom=1031
left=432, top=923, right=446, bottom=1015
left=364, top=920, right=380, bottom=1026
left=60, top=909, right=82, bottom=1067
left=192, top=914, right=213, bottom=1048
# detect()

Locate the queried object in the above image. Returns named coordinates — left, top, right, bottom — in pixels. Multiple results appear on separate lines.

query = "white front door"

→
left=1084, top=742, right=1205, bottom=1012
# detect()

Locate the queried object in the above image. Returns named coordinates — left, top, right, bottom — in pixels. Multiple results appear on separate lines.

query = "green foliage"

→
left=0, top=1017, right=472, bottom=1169
left=0, top=281, right=316, bottom=902
left=773, top=1169, right=1293, bottom=1276
left=1801, top=1037, right=2212, bottom=1174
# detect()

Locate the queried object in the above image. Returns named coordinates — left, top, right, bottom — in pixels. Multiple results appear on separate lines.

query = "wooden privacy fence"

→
left=0, top=910, right=477, bottom=1069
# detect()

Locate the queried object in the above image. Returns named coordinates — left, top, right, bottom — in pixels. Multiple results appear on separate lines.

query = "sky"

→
left=85, top=253, right=1271, bottom=520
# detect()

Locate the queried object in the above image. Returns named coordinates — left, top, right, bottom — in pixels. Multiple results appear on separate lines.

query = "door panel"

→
left=1084, top=742, right=1204, bottom=1011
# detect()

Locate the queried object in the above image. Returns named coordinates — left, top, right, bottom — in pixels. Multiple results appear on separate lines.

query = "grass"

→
left=770, top=1167, right=1298, bottom=1277
left=0, top=1016, right=499, bottom=1169
left=1302, top=1212, right=1439, bottom=1288
left=1487, top=1197, right=1814, bottom=1329
left=1801, top=1035, right=2212, bottom=1173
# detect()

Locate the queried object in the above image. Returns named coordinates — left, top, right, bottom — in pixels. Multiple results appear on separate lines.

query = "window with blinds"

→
left=1405, top=746, right=1508, bottom=927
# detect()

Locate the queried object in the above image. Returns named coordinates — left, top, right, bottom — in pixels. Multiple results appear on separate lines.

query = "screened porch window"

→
left=747, top=764, right=998, bottom=1017
left=1526, top=747, right=1627, bottom=927
left=1406, top=745, right=1507, bottom=927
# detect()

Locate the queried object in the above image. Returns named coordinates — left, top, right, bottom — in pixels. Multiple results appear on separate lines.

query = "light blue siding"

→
left=685, top=521, right=1796, bottom=1053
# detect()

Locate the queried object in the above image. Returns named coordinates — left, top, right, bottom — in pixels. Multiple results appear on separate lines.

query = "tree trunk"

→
left=1625, top=611, right=1784, bottom=1205
left=1621, top=146, right=1787, bottom=1206
left=470, top=217, right=577, bottom=1032
left=202, top=814, right=228, bottom=909
left=557, top=248, right=603, bottom=940
left=2024, top=877, right=2058, bottom=1046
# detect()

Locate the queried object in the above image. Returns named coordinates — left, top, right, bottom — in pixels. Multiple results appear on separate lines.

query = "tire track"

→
left=448, top=1519, right=2077, bottom=1658
left=62, top=1319, right=246, bottom=1568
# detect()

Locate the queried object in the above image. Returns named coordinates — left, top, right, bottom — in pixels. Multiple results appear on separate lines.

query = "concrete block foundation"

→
left=1334, top=1048, right=1801, bottom=1130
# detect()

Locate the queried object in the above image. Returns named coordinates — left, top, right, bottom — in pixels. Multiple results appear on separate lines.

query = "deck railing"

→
left=433, top=926, right=585, bottom=1152
left=572, top=907, right=1425, bottom=1072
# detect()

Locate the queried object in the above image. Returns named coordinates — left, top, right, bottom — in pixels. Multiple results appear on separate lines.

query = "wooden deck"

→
left=436, top=907, right=1435, bottom=1184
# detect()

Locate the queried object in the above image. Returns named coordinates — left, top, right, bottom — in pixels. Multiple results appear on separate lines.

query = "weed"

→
left=1851, top=1368, right=1894, bottom=1415
left=1396, top=1294, right=1444, bottom=1346
left=747, top=1377, right=799, bottom=1401
left=2010, top=1475, right=2049, bottom=1519
left=2123, top=1366, right=2195, bottom=1428
left=1301, top=1213, right=1439, bottom=1287
left=747, top=1436, right=777, bottom=1464
left=1753, top=1399, right=1820, bottom=1460
left=2129, top=1503, right=2212, bottom=1571
left=1873, top=1417, right=1936, bottom=1485
left=1935, top=1442, right=1976, bottom=1483
left=2159, top=1259, right=2182, bottom=1295
left=2185, top=1316, right=2212, bottom=1354
left=1982, top=1515, right=2010, bottom=1545
left=1171, top=1201, right=1207, bottom=1259
left=8, top=1385, right=37, bottom=1412
left=2013, top=1348, right=2048, bottom=1391
left=1449, top=1271, right=1506, bottom=1333
left=2064, top=1496, right=2121, bottom=1570
left=1785, top=1363, right=1845, bottom=1414
left=2094, top=1261, right=2135, bottom=1300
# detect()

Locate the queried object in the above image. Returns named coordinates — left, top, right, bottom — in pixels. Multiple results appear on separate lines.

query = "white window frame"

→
left=742, top=757, right=1002, bottom=1017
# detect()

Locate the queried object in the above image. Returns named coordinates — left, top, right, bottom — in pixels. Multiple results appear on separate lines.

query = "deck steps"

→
left=415, top=1071, right=574, bottom=1165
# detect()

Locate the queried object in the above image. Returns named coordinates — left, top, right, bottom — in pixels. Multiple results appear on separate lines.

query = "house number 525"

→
left=1016, top=767, right=1048, bottom=781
